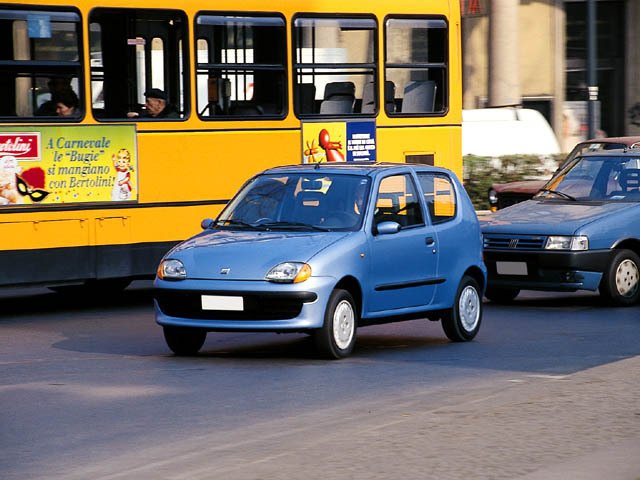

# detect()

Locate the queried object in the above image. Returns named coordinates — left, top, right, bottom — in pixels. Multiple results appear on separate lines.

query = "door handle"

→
left=425, top=236, right=435, bottom=246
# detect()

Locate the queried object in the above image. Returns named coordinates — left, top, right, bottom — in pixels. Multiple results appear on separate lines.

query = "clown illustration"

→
left=111, top=148, right=133, bottom=201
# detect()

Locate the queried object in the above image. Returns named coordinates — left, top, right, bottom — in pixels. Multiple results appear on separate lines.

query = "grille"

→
left=155, top=289, right=317, bottom=321
left=484, top=235, right=546, bottom=250
left=497, top=193, right=534, bottom=210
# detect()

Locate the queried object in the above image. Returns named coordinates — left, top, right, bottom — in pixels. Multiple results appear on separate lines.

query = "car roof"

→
left=261, top=162, right=452, bottom=177
left=580, top=136, right=640, bottom=147
left=578, top=147, right=640, bottom=158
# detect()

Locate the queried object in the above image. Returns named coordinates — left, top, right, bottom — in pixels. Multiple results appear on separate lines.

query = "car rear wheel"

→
left=314, top=289, right=357, bottom=359
left=599, top=249, right=640, bottom=306
left=442, top=275, right=482, bottom=342
left=484, top=286, right=520, bottom=303
left=163, top=327, right=207, bottom=356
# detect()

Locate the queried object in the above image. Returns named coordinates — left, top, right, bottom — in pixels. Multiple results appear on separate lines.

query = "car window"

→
left=374, top=174, right=423, bottom=228
left=217, top=172, right=370, bottom=231
left=542, top=155, right=640, bottom=202
left=417, top=173, right=457, bottom=224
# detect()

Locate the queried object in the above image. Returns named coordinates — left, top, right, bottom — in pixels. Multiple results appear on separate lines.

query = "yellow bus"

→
left=0, top=0, right=462, bottom=291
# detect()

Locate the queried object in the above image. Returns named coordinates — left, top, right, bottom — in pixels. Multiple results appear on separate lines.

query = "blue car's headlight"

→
left=266, top=262, right=312, bottom=283
left=157, top=259, right=187, bottom=280
left=545, top=235, right=589, bottom=251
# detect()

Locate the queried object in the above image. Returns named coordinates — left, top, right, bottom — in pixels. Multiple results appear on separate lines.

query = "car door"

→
left=366, top=172, right=439, bottom=313
left=416, top=172, right=460, bottom=296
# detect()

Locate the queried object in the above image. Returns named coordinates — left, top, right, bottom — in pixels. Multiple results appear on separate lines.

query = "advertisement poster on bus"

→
left=302, top=120, right=376, bottom=163
left=0, top=125, right=137, bottom=207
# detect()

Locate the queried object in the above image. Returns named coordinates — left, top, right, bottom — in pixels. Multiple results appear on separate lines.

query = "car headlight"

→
left=157, top=259, right=187, bottom=280
left=545, top=235, right=589, bottom=251
left=265, top=262, right=312, bottom=283
left=488, top=189, right=498, bottom=205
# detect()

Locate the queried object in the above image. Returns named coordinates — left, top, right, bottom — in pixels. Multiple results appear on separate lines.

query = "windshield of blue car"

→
left=216, top=173, right=371, bottom=231
left=535, top=155, right=640, bottom=202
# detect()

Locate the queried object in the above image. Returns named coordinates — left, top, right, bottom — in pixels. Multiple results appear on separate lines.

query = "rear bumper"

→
left=483, top=249, right=613, bottom=291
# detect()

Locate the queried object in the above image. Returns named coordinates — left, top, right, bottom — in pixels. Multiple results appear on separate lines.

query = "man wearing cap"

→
left=127, top=88, right=178, bottom=118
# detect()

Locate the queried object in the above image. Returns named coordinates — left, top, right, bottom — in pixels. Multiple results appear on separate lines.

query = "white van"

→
left=462, top=108, right=561, bottom=157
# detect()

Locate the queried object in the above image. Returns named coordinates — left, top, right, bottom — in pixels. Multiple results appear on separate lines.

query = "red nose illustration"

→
left=318, top=129, right=345, bottom=162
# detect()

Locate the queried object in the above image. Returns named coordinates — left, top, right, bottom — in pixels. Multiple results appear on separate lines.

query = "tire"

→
left=599, top=249, right=640, bottom=306
left=484, top=285, right=520, bottom=303
left=163, top=327, right=207, bottom=356
left=314, top=289, right=358, bottom=359
left=442, top=275, right=482, bottom=342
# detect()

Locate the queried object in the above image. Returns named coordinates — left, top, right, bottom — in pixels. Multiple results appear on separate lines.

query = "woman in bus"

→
left=55, top=89, right=80, bottom=117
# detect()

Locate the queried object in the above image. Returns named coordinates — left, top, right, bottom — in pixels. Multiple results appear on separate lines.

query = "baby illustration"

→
left=111, top=148, right=133, bottom=201
left=0, top=156, right=22, bottom=205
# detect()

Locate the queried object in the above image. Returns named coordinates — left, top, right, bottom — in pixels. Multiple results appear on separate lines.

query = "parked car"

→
left=487, top=136, right=640, bottom=211
left=154, top=162, right=486, bottom=359
left=482, top=147, right=640, bottom=306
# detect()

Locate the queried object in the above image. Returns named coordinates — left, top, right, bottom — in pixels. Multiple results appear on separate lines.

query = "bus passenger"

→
left=55, top=89, right=80, bottom=116
left=36, top=77, right=73, bottom=116
left=127, top=89, right=178, bottom=119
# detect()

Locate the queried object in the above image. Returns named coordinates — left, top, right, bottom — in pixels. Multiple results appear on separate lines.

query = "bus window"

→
left=0, top=7, right=82, bottom=120
left=293, top=16, right=377, bottom=117
left=88, top=8, right=188, bottom=120
left=195, top=13, right=287, bottom=119
left=385, top=17, right=448, bottom=115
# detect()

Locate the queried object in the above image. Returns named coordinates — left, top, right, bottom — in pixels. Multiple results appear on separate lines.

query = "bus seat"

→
left=401, top=80, right=436, bottom=113
left=320, top=99, right=354, bottom=114
left=298, top=83, right=316, bottom=114
left=384, top=81, right=396, bottom=113
left=361, top=82, right=375, bottom=113
left=323, top=81, right=355, bottom=101
left=362, top=81, right=396, bottom=113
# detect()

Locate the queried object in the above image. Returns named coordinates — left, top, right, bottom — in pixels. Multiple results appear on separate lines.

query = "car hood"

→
left=168, top=229, right=349, bottom=280
left=481, top=200, right=636, bottom=235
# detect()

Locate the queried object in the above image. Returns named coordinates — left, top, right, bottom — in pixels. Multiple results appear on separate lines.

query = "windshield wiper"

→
left=538, top=189, right=577, bottom=201
left=259, top=221, right=331, bottom=231
left=214, top=219, right=267, bottom=230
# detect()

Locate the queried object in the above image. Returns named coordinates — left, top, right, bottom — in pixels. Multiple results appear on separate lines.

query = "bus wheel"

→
left=314, top=289, right=357, bottom=359
left=441, top=275, right=482, bottom=342
left=163, top=327, right=207, bottom=356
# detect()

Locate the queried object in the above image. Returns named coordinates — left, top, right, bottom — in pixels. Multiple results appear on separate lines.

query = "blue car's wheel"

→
left=314, top=289, right=358, bottom=359
left=163, top=327, right=207, bottom=356
left=599, top=249, right=640, bottom=306
left=442, top=275, right=482, bottom=342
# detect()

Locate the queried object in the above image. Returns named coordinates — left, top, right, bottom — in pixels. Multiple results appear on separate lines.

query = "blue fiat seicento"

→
left=154, top=162, right=486, bottom=359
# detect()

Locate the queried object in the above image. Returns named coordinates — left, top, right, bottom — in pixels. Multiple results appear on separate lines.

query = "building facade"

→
left=461, top=0, right=638, bottom=152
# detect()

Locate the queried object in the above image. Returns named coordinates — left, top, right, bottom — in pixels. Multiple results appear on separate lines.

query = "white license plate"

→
left=496, top=261, right=528, bottom=276
left=201, top=295, right=244, bottom=311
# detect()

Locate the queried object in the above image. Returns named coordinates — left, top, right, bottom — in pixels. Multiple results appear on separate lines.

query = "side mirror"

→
left=201, top=218, right=215, bottom=230
left=376, top=221, right=401, bottom=235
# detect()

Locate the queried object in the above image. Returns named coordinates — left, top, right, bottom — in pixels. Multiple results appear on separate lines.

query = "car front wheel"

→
left=314, top=289, right=357, bottom=359
left=441, top=275, right=482, bottom=342
left=599, top=249, right=640, bottom=306
left=163, top=327, right=207, bottom=356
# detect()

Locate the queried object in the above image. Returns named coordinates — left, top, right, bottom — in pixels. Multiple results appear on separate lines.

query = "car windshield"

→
left=535, top=155, right=640, bottom=202
left=216, top=172, right=371, bottom=231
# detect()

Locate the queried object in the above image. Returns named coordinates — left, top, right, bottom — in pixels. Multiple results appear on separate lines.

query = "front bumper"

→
left=483, top=249, right=614, bottom=291
left=154, top=276, right=335, bottom=331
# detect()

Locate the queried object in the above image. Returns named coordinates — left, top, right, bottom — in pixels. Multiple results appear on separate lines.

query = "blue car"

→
left=154, top=163, right=486, bottom=358
left=482, top=148, right=640, bottom=306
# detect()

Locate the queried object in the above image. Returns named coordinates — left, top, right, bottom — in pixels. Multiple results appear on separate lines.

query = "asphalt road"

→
left=1, top=282, right=639, bottom=479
